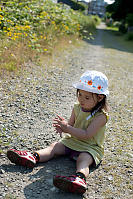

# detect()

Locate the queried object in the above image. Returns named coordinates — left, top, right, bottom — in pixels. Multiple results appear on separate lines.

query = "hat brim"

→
left=72, top=82, right=109, bottom=96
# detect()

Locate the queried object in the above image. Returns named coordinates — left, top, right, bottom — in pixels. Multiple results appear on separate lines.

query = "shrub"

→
left=57, top=0, right=86, bottom=11
left=125, top=32, right=133, bottom=41
left=126, top=13, right=133, bottom=27
left=119, top=23, right=127, bottom=34
left=0, top=0, right=96, bottom=46
left=113, top=21, right=121, bottom=27
left=0, top=0, right=98, bottom=72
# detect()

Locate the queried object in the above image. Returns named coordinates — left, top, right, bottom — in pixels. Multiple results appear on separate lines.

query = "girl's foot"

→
left=53, top=175, right=87, bottom=194
left=7, top=149, right=36, bottom=168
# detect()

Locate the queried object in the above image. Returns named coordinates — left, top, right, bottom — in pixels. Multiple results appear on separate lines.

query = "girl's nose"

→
left=80, top=98, right=84, bottom=103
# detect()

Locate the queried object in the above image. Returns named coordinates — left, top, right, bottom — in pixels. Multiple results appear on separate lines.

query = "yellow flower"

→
left=42, top=11, right=48, bottom=17
left=7, top=32, right=12, bottom=37
left=44, top=36, right=46, bottom=40
left=44, top=49, right=48, bottom=51
left=24, top=33, right=28, bottom=37
left=25, top=25, right=30, bottom=29
left=65, top=26, right=69, bottom=30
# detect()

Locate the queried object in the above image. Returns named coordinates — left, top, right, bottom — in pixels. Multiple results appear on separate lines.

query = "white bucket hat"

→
left=73, top=70, right=109, bottom=96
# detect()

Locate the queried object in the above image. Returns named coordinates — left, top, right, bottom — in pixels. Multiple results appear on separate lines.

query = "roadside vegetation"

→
left=105, top=0, right=133, bottom=42
left=0, top=0, right=100, bottom=73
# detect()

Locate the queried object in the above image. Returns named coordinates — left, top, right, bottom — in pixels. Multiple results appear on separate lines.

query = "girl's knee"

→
left=50, top=142, right=65, bottom=156
left=77, top=152, right=93, bottom=164
left=49, top=142, right=58, bottom=149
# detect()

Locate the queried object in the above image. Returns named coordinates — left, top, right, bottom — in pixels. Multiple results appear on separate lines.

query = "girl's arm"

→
left=68, top=108, right=75, bottom=126
left=54, top=113, right=107, bottom=140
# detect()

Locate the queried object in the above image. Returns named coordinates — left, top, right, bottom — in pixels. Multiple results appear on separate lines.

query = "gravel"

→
left=0, top=23, right=133, bottom=199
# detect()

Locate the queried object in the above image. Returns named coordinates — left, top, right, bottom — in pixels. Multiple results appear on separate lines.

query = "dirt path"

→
left=0, top=23, right=133, bottom=199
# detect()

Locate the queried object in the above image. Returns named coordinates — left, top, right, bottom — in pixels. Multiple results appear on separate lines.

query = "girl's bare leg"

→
left=36, top=142, right=66, bottom=162
left=76, top=152, right=93, bottom=177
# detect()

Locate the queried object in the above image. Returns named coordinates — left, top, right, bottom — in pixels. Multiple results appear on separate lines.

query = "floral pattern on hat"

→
left=73, top=70, right=109, bottom=96
left=88, top=80, right=93, bottom=85
left=80, top=79, right=103, bottom=92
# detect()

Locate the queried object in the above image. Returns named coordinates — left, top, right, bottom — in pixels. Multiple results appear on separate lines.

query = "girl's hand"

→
left=53, top=115, right=68, bottom=135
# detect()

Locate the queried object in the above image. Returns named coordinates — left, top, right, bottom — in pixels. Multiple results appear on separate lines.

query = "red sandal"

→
left=53, top=175, right=87, bottom=194
left=7, top=149, right=36, bottom=168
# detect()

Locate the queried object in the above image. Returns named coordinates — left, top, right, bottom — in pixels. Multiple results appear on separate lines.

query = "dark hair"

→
left=77, top=89, right=109, bottom=116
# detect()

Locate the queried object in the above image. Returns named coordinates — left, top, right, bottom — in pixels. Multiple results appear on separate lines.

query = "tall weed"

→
left=0, top=0, right=98, bottom=72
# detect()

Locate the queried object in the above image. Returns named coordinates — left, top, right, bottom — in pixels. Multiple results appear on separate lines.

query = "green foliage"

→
left=125, top=32, right=133, bottom=41
left=126, top=14, right=133, bottom=27
left=0, top=0, right=98, bottom=72
left=118, top=22, right=127, bottom=34
left=0, top=0, right=95, bottom=47
left=106, top=0, right=133, bottom=21
left=58, top=0, right=86, bottom=11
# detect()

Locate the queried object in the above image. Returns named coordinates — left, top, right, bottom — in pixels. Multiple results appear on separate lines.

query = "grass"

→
left=4, top=194, right=17, bottom=199
left=106, top=26, right=119, bottom=32
left=0, top=0, right=99, bottom=74
left=105, top=25, right=133, bottom=52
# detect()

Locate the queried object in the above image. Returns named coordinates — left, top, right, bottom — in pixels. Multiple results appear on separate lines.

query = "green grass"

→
left=105, top=25, right=133, bottom=52
left=106, top=26, right=119, bottom=31
left=0, top=0, right=99, bottom=73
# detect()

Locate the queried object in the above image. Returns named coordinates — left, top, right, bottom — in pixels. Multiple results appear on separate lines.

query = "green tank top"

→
left=61, top=103, right=109, bottom=166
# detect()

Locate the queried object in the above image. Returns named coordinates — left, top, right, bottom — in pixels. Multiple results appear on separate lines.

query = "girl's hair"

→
left=77, top=89, right=109, bottom=117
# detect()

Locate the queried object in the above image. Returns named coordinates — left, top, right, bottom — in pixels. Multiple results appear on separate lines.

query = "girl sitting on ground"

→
left=7, top=70, right=109, bottom=194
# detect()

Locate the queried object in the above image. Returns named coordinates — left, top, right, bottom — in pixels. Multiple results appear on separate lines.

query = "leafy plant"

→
left=0, top=0, right=98, bottom=72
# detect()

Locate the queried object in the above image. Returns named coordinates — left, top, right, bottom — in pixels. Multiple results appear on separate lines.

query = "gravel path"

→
left=0, top=23, right=133, bottom=199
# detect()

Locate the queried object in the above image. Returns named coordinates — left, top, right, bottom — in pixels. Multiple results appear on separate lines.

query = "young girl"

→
left=7, top=70, right=109, bottom=194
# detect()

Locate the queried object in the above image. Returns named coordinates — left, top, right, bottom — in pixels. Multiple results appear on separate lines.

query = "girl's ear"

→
left=97, top=95, right=105, bottom=102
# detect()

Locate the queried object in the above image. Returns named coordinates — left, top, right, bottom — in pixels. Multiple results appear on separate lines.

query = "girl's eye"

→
left=86, top=97, right=90, bottom=100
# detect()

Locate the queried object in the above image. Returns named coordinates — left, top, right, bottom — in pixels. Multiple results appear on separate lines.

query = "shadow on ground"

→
left=23, top=156, right=100, bottom=199
left=24, top=157, right=84, bottom=199
left=84, top=25, right=133, bottom=54
left=1, top=155, right=100, bottom=198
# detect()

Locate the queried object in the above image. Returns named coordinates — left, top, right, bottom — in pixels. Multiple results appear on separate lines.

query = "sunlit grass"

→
left=0, top=0, right=99, bottom=73
left=106, top=26, right=119, bottom=31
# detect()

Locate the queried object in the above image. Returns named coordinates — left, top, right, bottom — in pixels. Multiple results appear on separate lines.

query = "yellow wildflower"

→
left=65, top=26, right=69, bottom=30
left=7, top=32, right=12, bottom=37
left=25, top=25, right=30, bottom=29
left=42, top=11, right=48, bottom=16
left=24, top=33, right=28, bottom=37
left=51, top=21, right=55, bottom=25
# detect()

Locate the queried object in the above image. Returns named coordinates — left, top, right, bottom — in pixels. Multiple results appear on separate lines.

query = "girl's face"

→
left=77, top=89, right=101, bottom=111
